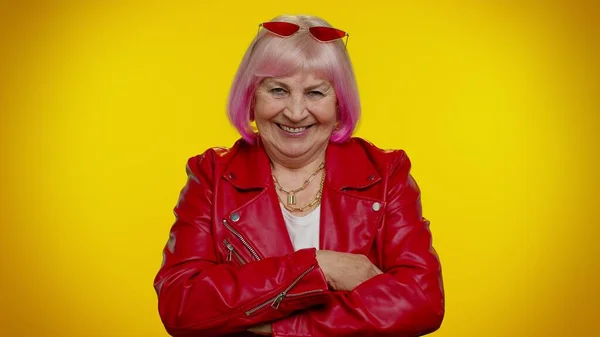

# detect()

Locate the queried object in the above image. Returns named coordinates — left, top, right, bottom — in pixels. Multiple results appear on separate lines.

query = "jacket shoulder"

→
left=347, top=138, right=420, bottom=206
left=185, top=139, right=247, bottom=178
left=348, top=137, right=411, bottom=175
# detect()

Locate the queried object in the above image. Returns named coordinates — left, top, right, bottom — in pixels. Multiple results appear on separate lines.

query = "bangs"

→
left=250, top=33, right=337, bottom=81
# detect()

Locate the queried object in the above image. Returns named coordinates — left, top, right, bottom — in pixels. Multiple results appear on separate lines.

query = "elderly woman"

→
left=154, top=14, right=444, bottom=337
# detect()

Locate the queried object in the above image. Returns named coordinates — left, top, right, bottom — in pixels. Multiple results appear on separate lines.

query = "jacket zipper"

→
left=245, top=265, right=322, bottom=316
left=222, top=219, right=261, bottom=261
left=223, top=239, right=247, bottom=265
left=284, top=289, right=324, bottom=299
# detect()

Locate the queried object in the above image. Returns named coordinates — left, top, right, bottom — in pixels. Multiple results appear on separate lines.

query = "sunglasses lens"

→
left=308, top=27, right=347, bottom=41
left=262, top=22, right=300, bottom=36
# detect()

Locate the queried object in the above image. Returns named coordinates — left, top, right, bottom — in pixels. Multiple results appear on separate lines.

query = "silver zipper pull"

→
left=271, top=292, right=286, bottom=310
left=224, top=241, right=234, bottom=262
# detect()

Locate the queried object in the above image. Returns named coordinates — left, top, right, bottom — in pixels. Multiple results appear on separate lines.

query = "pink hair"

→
left=227, top=14, right=360, bottom=143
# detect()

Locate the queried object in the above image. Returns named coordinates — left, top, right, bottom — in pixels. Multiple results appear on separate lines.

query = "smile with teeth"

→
left=277, top=123, right=312, bottom=133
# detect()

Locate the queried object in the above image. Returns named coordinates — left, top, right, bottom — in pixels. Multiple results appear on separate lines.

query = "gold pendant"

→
left=287, top=193, right=296, bottom=205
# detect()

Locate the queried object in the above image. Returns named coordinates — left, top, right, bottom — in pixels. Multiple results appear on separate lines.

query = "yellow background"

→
left=1, top=1, right=598, bottom=336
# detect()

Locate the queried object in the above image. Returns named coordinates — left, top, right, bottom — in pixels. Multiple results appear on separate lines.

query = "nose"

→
left=282, top=95, right=309, bottom=122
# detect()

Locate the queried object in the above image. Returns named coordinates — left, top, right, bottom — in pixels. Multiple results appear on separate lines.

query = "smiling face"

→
left=253, top=71, right=338, bottom=166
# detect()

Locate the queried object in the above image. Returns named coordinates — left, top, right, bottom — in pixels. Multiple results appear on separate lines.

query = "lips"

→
left=276, top=123, right=313, bottom=133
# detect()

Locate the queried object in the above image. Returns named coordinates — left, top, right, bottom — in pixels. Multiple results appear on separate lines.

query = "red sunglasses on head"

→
left=258, top=21, right=349, bottom=47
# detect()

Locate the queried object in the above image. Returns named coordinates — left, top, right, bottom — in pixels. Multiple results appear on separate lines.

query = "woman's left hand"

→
left=248, top=323, right=272, bottom=335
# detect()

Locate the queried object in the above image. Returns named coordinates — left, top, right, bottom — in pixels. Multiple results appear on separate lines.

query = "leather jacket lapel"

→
left=320, top=141, right=385, bottom=253
left=218, top=138, right=387, bottom=258
left=219, top=140, right=295, bottom=259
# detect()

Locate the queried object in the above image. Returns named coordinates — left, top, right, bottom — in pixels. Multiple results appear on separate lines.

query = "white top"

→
left=280, top=204, right=321, bottom=251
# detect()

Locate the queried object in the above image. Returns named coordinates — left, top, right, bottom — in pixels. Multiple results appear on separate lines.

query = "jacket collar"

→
left=223, top=138, right=382, bottom=191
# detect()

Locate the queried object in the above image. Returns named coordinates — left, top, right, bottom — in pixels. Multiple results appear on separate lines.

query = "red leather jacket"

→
left=154, top=137, right=444, bottom=337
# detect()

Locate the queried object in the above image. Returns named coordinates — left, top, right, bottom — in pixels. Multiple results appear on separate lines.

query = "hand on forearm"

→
left=316, top=250, right=382, bottom=291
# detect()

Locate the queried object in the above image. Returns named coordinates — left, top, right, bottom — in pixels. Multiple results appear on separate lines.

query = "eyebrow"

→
left=267, top=80, right=329, bottom=91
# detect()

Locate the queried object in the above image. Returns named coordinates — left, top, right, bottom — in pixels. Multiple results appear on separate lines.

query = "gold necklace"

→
left=277, top=170, right=326, bottom=213
left=272, top=161, right=325, bottom=206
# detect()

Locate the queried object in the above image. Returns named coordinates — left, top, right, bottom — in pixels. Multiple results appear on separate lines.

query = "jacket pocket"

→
left=222, top=239, right=248, bottom=267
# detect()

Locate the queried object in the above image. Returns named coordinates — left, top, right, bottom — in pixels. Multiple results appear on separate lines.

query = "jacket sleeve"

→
left=154, top=152, right=331, bottom=337
left=272, top=151, right=445, bottom=337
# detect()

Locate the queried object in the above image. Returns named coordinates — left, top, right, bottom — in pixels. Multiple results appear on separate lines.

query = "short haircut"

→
left=227, top=14, right=360, bottom=143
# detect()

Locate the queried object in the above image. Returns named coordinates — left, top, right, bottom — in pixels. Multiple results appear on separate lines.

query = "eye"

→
left=307, top=90, right=324, bottom=97
left=269, top=87, right=287, bottom=96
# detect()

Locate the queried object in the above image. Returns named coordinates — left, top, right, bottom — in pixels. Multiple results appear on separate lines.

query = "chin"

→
left=278, top=147, right=310, bottom=159
left=276, top=141, right=315, bottom=158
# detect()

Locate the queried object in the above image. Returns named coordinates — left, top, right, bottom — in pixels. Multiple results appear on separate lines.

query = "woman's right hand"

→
left=315, top=250, right=383, bottom=291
